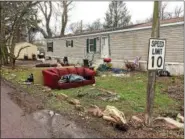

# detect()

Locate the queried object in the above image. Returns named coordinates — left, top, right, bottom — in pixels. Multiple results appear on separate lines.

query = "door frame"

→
left=101, top=35, right=110, bottom=58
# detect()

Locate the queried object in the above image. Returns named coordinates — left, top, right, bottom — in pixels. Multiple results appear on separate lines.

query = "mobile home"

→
left=45, top=17, right=184, bottom=75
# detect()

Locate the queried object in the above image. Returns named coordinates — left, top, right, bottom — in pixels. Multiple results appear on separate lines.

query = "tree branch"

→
left=15, top=45, right=30, bottom=59
left=67, top=1, right=73, bottom=6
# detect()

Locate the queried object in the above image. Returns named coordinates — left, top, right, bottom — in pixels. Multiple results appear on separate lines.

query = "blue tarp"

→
left=58, top=74, right=86, bottom=83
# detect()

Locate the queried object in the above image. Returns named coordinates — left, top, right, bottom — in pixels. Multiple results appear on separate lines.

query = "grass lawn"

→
left=1, top=66, right=183, bottom=117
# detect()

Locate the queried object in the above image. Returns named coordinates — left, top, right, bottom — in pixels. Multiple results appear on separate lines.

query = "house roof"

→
left=49, top=17, right=184, bottom=39
left=134, top=17, right=184, bottom=28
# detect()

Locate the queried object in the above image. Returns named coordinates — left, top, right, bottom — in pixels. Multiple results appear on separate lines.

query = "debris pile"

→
left=157, top=70, right=171, bottom=77
left=124, top=56, right=141, bottom=71
left=67, top=98, right=80, bottom=105
left=103, top=105, right=127, bottom=124
left=129, top=115, right=144, bottom=128
left=55, top=93, right=68, bottom=100
left=97, top=64, right=111, bottom=72
left=154, top=115, right=184, bottom=129
left=75, top=105, right=85, bottom=111
left=87, top=105, right=128, bottom=131
left=77, top=88, right=120, bottom=102
left=35, top=63, right=58, bottom=67
left=177, top=113, right=184, bottom=123
left=87, top=105, right=103, bottom=117
left=97, top=88, right=120, bottom=102
left=42, top=86, right=52, bottom=92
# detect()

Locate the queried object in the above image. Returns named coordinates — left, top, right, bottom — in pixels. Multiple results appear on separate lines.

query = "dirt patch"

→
left=167, top=85, right=184, bottom=100
left=3, top=78, right=45, bottom=114
left=16, top=60, right=41, bottom=67
left=163, top=83, right=184, bottom=116
left=8, top=90, right=44, bottom=114
left=158, top=76, right=184, bottom=117
left=64, top=112, right=183, bottom=138
left=4, top=60, right=41, bottom=68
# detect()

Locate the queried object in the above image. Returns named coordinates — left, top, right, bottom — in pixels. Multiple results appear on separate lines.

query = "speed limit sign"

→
left=147, top=38, right=166, bottom=70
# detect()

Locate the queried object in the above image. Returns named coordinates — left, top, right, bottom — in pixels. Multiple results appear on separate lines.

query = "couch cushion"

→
left=48, top=68, right=58, bottom=74
left=57, top=68, right=69, bottom=76
left=84, top=68, right=95, bottom=76
left=67, top=68, right=78, bottom=75
left=75, top=67, right=85, bottom=76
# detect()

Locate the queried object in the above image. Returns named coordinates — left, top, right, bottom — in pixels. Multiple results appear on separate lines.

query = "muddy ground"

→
left=1, top=80, right=103, bottom=138
left=2, top=80, right=184, bottom=138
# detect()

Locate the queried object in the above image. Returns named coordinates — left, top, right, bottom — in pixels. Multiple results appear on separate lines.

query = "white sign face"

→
left=147, top=38, right=166, bottom=70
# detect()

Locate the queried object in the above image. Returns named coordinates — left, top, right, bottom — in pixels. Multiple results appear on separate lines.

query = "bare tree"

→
left=37, top=2, right=53, bottom=38
left=161, top=2, right=168, bottom=20
left=32, top=1, right=73, bottom=38
left=60, top=1, right=72, bottom=37
left=145, top=3, right=184, bottom=23
left=28, top=27, right=38, bottom=43
left=69, top=19, right=103, bottom=34
left=146, top=2, right=168, bottom=22
left=1, top=1, right=39, bottom=68
left=174, top=6, right=184, bottom=18
left=69, top=20, right=84, bottom=34
left=86, top=19, right=103, bottom=31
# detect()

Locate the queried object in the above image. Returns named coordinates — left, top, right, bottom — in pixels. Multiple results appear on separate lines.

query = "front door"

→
left=101, top=36, right=109, bottom=58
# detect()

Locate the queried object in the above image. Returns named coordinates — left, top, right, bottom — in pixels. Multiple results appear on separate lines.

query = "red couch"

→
left=42, top=67, right=96, bottom=89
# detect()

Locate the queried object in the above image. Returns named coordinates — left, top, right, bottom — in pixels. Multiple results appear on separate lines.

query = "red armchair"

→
left=42, top=67, right=96, bottom=89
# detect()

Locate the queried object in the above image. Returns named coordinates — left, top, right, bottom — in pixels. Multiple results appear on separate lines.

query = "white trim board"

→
left=46, top=21, right=184, bottom=41
left=112, top=60, right=184, bottom=65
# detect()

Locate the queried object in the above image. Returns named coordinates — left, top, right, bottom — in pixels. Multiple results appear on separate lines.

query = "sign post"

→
left=145, top=1, right=163, bottom=126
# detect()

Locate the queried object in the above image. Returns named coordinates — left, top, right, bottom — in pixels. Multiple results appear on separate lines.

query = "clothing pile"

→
left=157, top=70, right=171, bottom=77
left=97, top=64, right=111, bottom=72
left=112, top=68, right=127, bottom=74
left=58, top=74, right=86, bottom=83
left=25, top=73, right=34, bottom=83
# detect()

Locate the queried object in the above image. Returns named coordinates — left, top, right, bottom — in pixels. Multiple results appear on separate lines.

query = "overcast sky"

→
left=67, top=1, right=184, bottom=33
left=69, top=1, right=184, bottom=24
left=36, top=1, right=184, bottom=39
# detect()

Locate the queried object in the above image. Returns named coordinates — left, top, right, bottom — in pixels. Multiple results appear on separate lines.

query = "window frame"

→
left=88, top=38, right=96, bottom=53
left=47, top=42, right=53, bottom=52
left=66, top=40, right=73, bottom=47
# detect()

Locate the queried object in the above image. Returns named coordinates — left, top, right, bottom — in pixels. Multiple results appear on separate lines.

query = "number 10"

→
left=151, top=56, right=163, bottom=68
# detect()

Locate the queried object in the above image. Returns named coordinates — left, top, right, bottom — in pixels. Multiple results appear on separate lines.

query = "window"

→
left=66, top=40, right=73, bottom=47
left=86, top=38, right=96, bottom=53
left=47, top=42, right=53, bottom=52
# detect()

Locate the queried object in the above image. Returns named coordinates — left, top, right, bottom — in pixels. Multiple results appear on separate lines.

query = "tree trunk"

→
left=10, top=42, right=16, bottom=69
left=0, top=45, right=9, bottom=65
left=0, top=2, right=8, bottom=65
left=12, top=58, right=16, bottom=69
left=9, top=57, right=15, bottom=69
left=60, top=1, right=68, bottom=37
